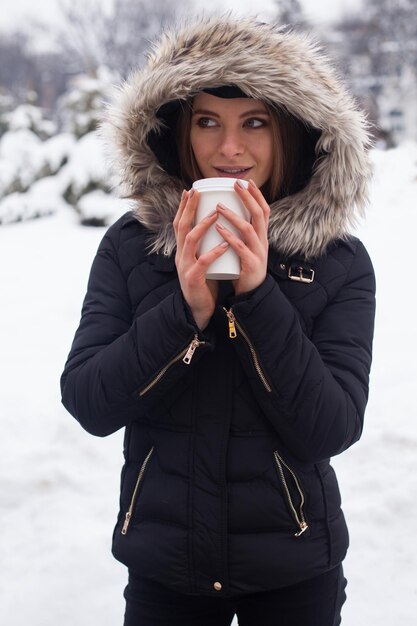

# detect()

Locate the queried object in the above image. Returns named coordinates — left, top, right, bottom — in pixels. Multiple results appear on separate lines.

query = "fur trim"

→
left=102, top=16, right=371, bottom=259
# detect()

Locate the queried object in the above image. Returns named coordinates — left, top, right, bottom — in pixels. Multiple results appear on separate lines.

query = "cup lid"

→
left=192, top=177, right=249, bottom=191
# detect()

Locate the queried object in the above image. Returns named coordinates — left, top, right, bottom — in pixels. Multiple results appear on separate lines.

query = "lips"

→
left=214, top=166, right=252, bottom=178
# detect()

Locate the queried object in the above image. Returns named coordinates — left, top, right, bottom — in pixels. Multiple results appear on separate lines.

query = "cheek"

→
left=190, top=133, right=212, bottom=172
left=257, top=138, right=274, bottom=171
left=190, top=131, right=203, bottom=163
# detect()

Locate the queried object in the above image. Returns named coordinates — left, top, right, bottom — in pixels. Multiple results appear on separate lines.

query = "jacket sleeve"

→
left=60, top=229, right=210, bottom=437
left=228, top=241, right=376, bottom=463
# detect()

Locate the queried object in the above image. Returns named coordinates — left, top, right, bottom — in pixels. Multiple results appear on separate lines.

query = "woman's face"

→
left=190, top=92, right=274, bottom=188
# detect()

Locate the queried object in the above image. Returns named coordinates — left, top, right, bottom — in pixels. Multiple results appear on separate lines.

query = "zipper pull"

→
left=121, top=512, right=131, bottom=535
left=224, top=308, right=237, bottom=339
left=183, top=335, right=204, bottom=365
left=294, top=522, right=309, bottom=537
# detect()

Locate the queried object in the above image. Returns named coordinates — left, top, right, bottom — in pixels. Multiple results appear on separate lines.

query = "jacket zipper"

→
left=223, top=307, right=271, bottom=393
left=138, top=334, right=205, bottom=397
left=121, top=447, right=154, bottom=535
left=273, top=451, right=309, bottom=537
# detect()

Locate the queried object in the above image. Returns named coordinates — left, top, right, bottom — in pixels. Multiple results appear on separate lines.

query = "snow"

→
left=0, top=129, right=123, bottom=226
left=0, top=129, right=44, bottom=195
left=0, top=67, right=117, bottom=227
left=0, top=180, right=64, bottom=224
left=1, top=144, right=417, bottom=625
left=5, top=103, right=57, bottom=137
left=78, top=189, right=132, bottom=223
left=43, top=133, right=76, bottom=172
left=57, top=131, right=109, bottom=199
left=0, top=131, right=75, bottom=210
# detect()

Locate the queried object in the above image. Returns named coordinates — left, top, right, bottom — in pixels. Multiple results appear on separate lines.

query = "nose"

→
left=219, top=129, right=244, bottom=158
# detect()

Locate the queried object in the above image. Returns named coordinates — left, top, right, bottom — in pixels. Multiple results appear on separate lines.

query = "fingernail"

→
left=189, top=188, right=195, bottom=198
left=181, top=190, right=186, bottom=200
left=217, top=202, right=228, bottom=211
left=249, top=178, right=257, bottom=188
left=216, top=221, right=225, bottom=229
left=207, top=209, right=217, bottom=217
left=220, top=242, right=229, bottom=248
left=236, top=179, right=246, bottom=189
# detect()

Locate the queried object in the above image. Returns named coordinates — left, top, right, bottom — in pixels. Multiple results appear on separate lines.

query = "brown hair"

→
left=175, top=98, right=310, bottom=203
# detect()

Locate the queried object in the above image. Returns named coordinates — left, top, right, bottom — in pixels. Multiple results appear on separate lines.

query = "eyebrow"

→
left=192, top=108, right=270, bottom=117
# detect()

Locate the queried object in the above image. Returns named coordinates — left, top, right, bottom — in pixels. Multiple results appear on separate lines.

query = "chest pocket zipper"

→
left=139, top=335, right=205, bottom=397
left=121, top=447, right=154, bottom=535
left=223, top=307, right=271, bottom=393
left=273, top=451, right=309, bottom=537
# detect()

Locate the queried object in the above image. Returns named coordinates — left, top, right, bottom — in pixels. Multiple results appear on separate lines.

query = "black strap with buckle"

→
left=267, top=249, right=316, bottom=284
left=287, top=264, right=315, bottom=284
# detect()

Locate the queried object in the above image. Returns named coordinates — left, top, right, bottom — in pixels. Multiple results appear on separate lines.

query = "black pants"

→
left=123, top=566, right=347, bottom=626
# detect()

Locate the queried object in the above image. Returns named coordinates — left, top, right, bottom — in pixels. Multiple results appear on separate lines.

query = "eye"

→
left=244, top=118, right=267, bottom=128
left=196, top=117, right=217, bottom=128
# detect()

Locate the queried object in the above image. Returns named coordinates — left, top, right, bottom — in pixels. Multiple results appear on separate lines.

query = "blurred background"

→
left=1, top=1, right=416, bottom=625
left=0, top=0, right=415, bottom=225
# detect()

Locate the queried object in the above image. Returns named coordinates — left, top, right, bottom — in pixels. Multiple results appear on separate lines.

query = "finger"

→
left=239, top=182, right=270, bottom=241
left=235, top=179, right=270, bottom=239
left=181, top=189, right=199, bottom=227
left=180, top=210, right=218, bottom=266
left=195, top=240, right=230, bottom=272
left=173, top=190, right=189, bottom=234
left=248, top=179, right=270, bottom=229
left=216, top=204, right=262, bottom=254
left=215, top=221, right=259, bottom=265
left=176, top=189, right=200, bottom=250
left=181, top=240, right=229, bottom=288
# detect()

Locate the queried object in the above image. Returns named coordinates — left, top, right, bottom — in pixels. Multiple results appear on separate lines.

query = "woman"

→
left=61, top=16, right=376, bottom=626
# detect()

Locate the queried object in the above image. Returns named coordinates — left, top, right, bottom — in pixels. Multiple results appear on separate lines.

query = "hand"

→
left=174, top=189, right=229, bottom=331
left=215, top=179, right=270, bottom=295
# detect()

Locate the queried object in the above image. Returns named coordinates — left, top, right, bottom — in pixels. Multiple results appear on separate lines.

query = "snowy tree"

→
left=364, top=0, right=417, bottom=72
left=0, top=63, right=127, bottom=227
left=51, top=66, right=129, bottom=226
left=330, top=0, right=417, bottom=144
left=55, top=66, right=118, bottom=139
left=0, top=90, right=15, bottom=138
left=54, top=0, right=191, bottom=77
left=0, top=100, right=65, bottom=200
left=0, top=29, right=68, bottom=111
left=0, top=93, right=75, bottom=223
left=0, top=31, right=37, bottom=101
left=0, top=112, right=75, bottom=224
left=273, top=0, right=308, bottom=29
left=4, top=103, right=56, bottom=140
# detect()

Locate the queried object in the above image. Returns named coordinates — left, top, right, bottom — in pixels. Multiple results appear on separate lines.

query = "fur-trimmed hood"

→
left=103, top=15, right=371, bottom=260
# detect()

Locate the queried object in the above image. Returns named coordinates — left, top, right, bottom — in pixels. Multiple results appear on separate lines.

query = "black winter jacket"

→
left=61, top=17, right=376, bottom=596
left=61, top=213, right=375, bottom=595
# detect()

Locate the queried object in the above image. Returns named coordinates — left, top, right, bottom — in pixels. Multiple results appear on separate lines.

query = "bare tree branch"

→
left=54, top=0, right=191, bottom=77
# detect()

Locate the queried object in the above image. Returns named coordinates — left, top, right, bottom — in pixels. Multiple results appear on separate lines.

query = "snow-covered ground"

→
left=1, top=143, right=417, bottom=625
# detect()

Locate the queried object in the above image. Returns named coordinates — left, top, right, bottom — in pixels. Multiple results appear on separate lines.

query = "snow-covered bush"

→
left=0, top=129, right=44, bottom=197
left=58, top=131, right=108, bottom=199
left=0, top=129, right=75, bottom=199
left=0, top=176, right=69, bottom=225
left=77, top=189, right=131, bottom=226
left=4, top=103, right=57, bottom=139
left=43, top=133, right=77, bottom=174
left=56, top=67, right=118, bottom=139
left=0, top=90, right=15, bottom=138
left=56, top=130, right=129, bottom=226
left=0, top=67, right=125, bottom=227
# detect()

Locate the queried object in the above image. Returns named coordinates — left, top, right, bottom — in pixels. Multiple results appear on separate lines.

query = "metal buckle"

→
left=288, top=266, right=315, bottom=283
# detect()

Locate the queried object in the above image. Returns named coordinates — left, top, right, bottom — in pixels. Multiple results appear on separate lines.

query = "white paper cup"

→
left=193, top=178, right=250, bottom=280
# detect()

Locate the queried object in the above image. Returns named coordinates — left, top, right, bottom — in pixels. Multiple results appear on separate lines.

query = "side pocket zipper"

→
left=273, top=451, right=309, bottom=537
left=139, top=334, right=205, bottom=397
left=223, top=307, right=271, bottom=393
left=121, top=447, right=154, bottom=535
